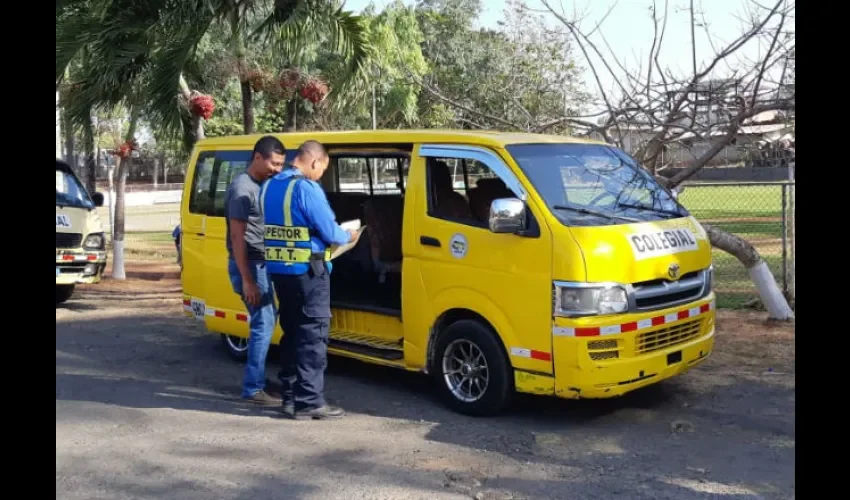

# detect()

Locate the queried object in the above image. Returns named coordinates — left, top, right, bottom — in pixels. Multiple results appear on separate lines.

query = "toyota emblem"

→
left=668, top=263, right=680, bottom=279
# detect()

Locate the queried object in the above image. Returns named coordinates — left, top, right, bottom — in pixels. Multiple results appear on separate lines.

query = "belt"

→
left=309, top=251, right=330, bottom=261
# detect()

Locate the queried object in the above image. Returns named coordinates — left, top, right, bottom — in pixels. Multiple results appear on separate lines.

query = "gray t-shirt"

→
left=224, top=172, right=265, bottom=262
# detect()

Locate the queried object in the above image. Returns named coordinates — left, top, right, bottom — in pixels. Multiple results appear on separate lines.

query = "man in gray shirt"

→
left=225, top=135, right=286, bottom=405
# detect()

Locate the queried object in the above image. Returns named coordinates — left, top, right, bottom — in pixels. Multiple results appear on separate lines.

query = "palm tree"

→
left=58, top=0, right=373, bottom=142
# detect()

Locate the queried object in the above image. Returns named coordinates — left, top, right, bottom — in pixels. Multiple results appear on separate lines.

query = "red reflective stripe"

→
left=214, top=310, right=225, bottom=318
left=87, top=255, right=97, bottom=261
left=183, top=299, right=190, bottom=306
left=530, top=350, right=552, bottom=361
left=62, top=255, right=74, bottom=261
left=236, top=313, right=248, bottom=322
left=553, top=300, right=714, bottom=338
left=575, top=327, right=600, bottom=337
left=620, top=321, right=638, bottom=332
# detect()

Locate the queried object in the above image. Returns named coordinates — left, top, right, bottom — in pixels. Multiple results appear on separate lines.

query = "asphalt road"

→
left=56, top=275, right=795, bottom=500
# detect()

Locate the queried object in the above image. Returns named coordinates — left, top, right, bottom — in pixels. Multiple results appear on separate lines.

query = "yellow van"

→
left=56, top=158, right=107, bottom=304
left=180, top=130, right=715, bottom=415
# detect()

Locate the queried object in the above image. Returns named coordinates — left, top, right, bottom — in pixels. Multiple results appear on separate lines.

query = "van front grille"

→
left=632, top=269, right=707, bottom=311
left=56, top=233, right=82, bottom=249
left=636, top=319, right=702, bottom=354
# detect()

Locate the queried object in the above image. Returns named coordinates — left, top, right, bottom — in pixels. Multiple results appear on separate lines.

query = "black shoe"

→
left=294, top=405, right=345, bottom=420
left=279, top=401, right=295, bottom=418
left=243, top=390, right=281, bottom=406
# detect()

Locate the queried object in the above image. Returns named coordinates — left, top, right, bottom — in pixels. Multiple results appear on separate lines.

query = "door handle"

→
left=420, top=236, right=441, bottom=247
left=195, top=232, right=205, bottom=236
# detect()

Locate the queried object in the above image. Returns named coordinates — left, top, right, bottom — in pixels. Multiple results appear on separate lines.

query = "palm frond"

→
left=56, top=11, right=100, bottom=86
left=253, top=0, right=374, bottom=85
left=144, top=13, right=217, bottom=139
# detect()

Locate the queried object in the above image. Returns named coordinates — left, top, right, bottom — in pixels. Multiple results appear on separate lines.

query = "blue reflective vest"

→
left=261, top=173, right=331, bottom=276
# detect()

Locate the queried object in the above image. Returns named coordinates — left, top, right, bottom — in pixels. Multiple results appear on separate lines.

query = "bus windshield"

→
left=56, top=164, right=95, bottom=209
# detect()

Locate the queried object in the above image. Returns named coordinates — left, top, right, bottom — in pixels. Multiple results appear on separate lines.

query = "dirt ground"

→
left=56, top=260, right=795, bottom=500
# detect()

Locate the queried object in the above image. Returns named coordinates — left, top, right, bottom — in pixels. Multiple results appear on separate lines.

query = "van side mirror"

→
left=91, top=192, right=105, bottom=207
left=489, top=198, right=526, bottom=234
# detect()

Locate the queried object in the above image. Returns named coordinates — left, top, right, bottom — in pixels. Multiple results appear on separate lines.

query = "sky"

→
left=343, top=0, right=793, bottom=99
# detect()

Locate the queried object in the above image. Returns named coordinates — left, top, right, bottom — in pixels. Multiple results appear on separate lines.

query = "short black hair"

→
left=253, top=135, right=286, bottom=159
left=297, top=140, right=327, bottom=159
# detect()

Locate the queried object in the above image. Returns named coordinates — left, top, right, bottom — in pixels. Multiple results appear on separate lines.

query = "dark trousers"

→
left=271, top=262, right=332, bottom=411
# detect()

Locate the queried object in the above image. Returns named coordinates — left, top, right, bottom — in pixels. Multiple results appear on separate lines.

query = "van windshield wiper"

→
left=615, top=202, right=685, bottom=218
left=553, top=204, right=639, bottom=222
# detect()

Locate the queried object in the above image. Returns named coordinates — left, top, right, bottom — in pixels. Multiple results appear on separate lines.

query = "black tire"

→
left=56, top=284, right=75, bottom=304
left=220, top=334, right=249, bottom=362
left=431, top=319, right=514, bottom=416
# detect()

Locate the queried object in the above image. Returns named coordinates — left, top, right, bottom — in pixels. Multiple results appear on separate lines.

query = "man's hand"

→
left=347, top=228, right=358, bottom=242
left=243, top=280, right=261, bottom=307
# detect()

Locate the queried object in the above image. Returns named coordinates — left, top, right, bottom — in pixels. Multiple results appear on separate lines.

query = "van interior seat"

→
left=430, top=160, right=473, bottom=219
left=468, top=177, right=514, bottom=221
left=362, top=195, right=404, bottom=283
left=326, top=191, right=369, bottom=224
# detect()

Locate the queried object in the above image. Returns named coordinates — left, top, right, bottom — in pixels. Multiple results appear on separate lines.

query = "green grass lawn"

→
left=113, top=231, right=177, bottom=262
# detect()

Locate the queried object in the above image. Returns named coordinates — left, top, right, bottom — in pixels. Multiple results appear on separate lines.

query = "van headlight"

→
left=83, top=232, right=105, bottom=250
left=553, top=282, right=629, bottom=317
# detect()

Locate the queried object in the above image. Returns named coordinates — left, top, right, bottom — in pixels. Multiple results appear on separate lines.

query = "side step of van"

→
left=328, top=331, right=404, bottom=361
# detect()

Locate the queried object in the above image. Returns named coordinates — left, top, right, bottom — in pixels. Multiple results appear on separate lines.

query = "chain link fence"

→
left=103, top=178, right=796, bottom=309
left=677, top=180, right=795, bottom=309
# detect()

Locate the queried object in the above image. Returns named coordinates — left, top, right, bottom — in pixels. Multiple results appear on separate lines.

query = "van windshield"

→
left=56, top=166, right=95, bottom=209
left=505, top=143, right=688, bottom=226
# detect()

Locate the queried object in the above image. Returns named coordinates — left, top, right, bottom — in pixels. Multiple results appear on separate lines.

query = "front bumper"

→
left=56, top=250, right=107, bottom=285
left=551, top=295, right=716, bottom=399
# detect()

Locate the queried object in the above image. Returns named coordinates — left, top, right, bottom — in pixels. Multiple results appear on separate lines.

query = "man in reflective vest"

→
left=262, top=140, right=356, bottom=420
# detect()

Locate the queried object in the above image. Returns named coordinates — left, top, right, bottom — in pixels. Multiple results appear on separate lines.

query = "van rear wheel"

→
left=56, top=285, right=75, bottom=304
left=220, top=334, right=249, bottom=361
left=432, top=319, right=513, bottom=416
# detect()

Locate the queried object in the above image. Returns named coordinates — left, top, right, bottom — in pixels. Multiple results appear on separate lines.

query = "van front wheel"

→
left=56, top=285, right=75, bottom=304
left=433, top=319, right=513, bottom=416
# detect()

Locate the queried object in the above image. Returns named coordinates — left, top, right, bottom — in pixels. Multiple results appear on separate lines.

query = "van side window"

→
left=426, top=157, right=518, bottom=227
left=211, top=156, right=250, bottom=217
left=336, top=157, right=370, bottom=194
left=188, top=152, right=216, bottom=215
left=336, top=156, right=406, bottom=195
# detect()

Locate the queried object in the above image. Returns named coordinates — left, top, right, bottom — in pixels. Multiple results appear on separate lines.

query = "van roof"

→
left=193, top=129, right=607, bottom=149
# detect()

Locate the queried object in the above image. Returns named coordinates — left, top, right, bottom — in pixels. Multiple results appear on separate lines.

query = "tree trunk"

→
left=178, top=74, right=205, bottom=143
left=63, top=110, right=75, bottom=165
left=285, top=98, right=298, bottom=131
left=110, top=110, right=140, bottom=281
left=703, top=224, right=794, bottom=320
left=230, top=9, right=254, bottom=134
left=159, top=152, right=167, bottom=185
left=153, top=155, right=160, bottom=189
left=107, top=164, right=115, bottom=239
left=82, top=117, right=96, bottom=195
left=240, top=79, right=255, bottom=134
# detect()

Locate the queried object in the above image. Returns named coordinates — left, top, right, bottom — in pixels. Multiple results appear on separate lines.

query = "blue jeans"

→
left=228, top=259, right=277, bottom=398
